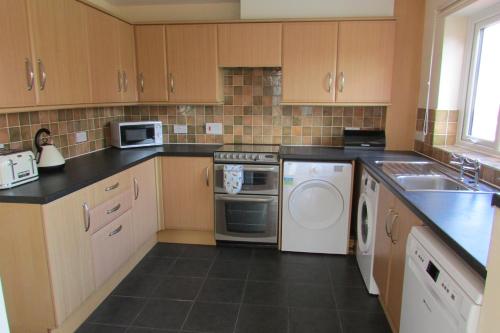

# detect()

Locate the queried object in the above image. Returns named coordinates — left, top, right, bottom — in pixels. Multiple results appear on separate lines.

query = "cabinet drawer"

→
left=91, top=211, right=133, bottom=287
left=92, top=170, right=131, bottom=206
left=89, top=190, right=132, bottom=235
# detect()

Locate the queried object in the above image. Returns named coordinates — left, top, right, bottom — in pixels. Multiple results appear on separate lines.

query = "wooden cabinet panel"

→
left=135, top=25, right=168, bottom=102
left=87, top=7, right=121, bottom=103
left=131, top=158, right=159, bottom=249
left=0, top=0, right=35, bottom=108
left=373, top=183, right=396, bottom=304
left=118, top=21, right=137, bottom=102
left=166, top=24, right=221, bottom=103
left=27, top=0, right=91, bottom=105
left=42, top=186, right=95, bottom=325
left=92, top=169, right=131, bottom=207
left=282, top=22, right=338, bottom=103
left=386, top=199, right=423, bottom=332
left=336, top=21, right=395, bottom=103
left=162, top=157, right=214, bottom=231
left=218, top=23, right=282, bottom=67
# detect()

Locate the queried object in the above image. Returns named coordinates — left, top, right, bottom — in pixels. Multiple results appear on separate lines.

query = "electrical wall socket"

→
left=174, top=124, right=188, bottom=134
left=75, top=131, right=87, bottom=143
left=206, top=123, right=222, bottom=135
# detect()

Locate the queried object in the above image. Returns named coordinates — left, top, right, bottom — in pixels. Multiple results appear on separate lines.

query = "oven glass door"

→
left=120, top=124, right=156, bottom=146
left=215, top=194, right=278, bottom=243
left=214, top=164, right=279, bottom=195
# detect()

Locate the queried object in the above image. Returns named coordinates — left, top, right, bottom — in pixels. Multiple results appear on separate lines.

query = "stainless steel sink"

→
left=394, top=175, right=472, bottom=192
left=374, top=160, right=494, bottom=192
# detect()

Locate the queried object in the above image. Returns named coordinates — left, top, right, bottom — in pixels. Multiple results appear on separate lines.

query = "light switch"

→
left=75, top=131, right=87, bottom=143
left=174, top=124, right=188, bottom=134
left=206, top=123, right=222, bottom=135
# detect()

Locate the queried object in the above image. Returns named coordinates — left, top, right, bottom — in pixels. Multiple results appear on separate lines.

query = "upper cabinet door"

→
left=166, top=24, right=221, bottom=103
left=218, top=23, right=282, bottom=67
left=282, top=22, right=338, bottom=103
left=336, top=21, right=396, bottom=103
left=87, top=8, right=121, bottom=104
left=135, top=25, right=168, bottom=102
left=27, top=0, right=91, bottom=105
left=118, top=21, right=138, bottom=102
left=0, top=0, right=35, bottom=108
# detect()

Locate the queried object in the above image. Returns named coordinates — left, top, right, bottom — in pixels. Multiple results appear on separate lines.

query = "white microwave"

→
left=111, top=121, right=163, bottom=148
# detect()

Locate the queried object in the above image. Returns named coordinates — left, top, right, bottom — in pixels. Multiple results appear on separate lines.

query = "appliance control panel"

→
left=214, top=152, right=279, bottom=164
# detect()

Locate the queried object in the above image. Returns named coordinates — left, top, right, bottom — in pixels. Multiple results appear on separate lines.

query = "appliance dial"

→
left=239, top=153, right=244, bottom=159
left=252, top=154, right=258, bottom=160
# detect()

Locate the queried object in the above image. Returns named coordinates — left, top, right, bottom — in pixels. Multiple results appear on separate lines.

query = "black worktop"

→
left=0, top=144, right=221, bottom=205
left=1, top=144, right=495, bottom=278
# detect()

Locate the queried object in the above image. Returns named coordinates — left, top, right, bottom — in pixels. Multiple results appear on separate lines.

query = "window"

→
left=461, top=13, right=500, bottom=152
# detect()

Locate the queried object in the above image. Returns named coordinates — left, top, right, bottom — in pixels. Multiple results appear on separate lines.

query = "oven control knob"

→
left=252, top=154, right=258, bottom=160
left=231, top=153, right=237, bottom=159
left=238, top=153, right=244, bottom=159
left=219, top=153, right=225, bottom=159
left=245, top=154, right=252, bottom=160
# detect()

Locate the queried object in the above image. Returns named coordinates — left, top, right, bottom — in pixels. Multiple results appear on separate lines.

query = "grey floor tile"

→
left=330, top=263, right=365, bottom=287
left=339, top=310, right=391, bottom=333
left=88, top=296, right=145, bottom=326
left=235, top=304, right=288, bottom=333
left=147, top=243, right=186, bottom=257
left=183, top=301, right=239, bottom=333
left=287, top=283, right=336, bottom=308
left=169, top=258, right=212, bottom=277
left=281, top=252, right=326, bottom=266
left=133, top=299, right=191, bottom=330
left=133, top=257, right=175, bottom=276
left=76, top=323, right=127, bottom=333
left=112, top=274, right=163, bottom=298
left=181, top=245, right=219, bottom=259
left=284, top=263, right=330, bottom=284
left=153, top=276, right=204, bottom=301
left=217, top=247, right=253, bottom=261
left=197, top=278, right=245, bottom=303
left=251, top=248, right=283, bottom=264
left=127, top=328, right=177, bottom=333
left=289, top=307, right=342, bottom=333
left=247, top=262, right=288, bottom=282
left=334, top=286, right=383, bottom=313
left=208, top=260, right=249, bottom=280
left=243, top=281, right=287, bottom=306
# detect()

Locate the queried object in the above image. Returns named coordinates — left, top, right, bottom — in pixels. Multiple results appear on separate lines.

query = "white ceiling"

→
left=105, top=0, right=238, bottom=5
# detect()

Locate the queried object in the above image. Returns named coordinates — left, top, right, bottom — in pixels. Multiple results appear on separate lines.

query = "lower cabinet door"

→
left=91, top=211, right=133, bottom=287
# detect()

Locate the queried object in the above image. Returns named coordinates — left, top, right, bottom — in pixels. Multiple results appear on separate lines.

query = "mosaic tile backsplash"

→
left=0, top=68, right=386, bottom=159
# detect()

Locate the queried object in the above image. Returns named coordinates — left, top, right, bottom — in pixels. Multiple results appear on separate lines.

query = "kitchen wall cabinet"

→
left=27, top=0, right=92, bottom=106
left=373, top=182, right=423, bottom=332
left=131, top=158, right=159, bottom=249
left=135, top=25, right=169, bottom=102
left=282, top=22, right=338, bottom=103
left=336, top=21, right=395, bottom=103
left=166, top=24, right=222, bottom=103
left=162, top=156, right=214, bottom=231
left=42, top=186, right=96, bottom=326
left=0, top=0, right=36, bottom=108
left=118, top=21, right=138, bottom=102
left=218, top=23, right=282, bottom=67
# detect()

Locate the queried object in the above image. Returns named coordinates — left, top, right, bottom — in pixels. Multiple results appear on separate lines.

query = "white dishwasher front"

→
left=400, top=226, right=485, bottom=333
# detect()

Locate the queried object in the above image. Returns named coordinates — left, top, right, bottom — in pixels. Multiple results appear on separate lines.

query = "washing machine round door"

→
left=357, top=193, right=374, bottom=253
left=288, top=179, right=344, bottom=230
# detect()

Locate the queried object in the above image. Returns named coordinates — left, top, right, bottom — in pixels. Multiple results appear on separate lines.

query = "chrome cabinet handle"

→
left=133, top=177, right=139, bottom=200
left=169, top=73, right=174, bottom=93
left=37, top=59, right=47, bottom=90
left=83, top=202, right=90, bottom=232
left=122, top=70, right=128, bottom=92
left=217, top=195, right=275, bottom=203
left=105, top=182, right=119, bottom=192
left=25, top=58, right=34, bottom=91
left=339, top=72, right=345, bottom=93
left=117, top=70, right=122, bottom=92
left=108, top=225, right=122, bottom=237
left=205, top=167, right=209, bottom=187
left=327, top=72, right=333, bottom=93
left=384, top=209, right=394, bottom=238
left=106, top=203, right=121, bottom=215
left=139, top=73, right=144, bottom=93
left=389, top=213, right=399, bottom=244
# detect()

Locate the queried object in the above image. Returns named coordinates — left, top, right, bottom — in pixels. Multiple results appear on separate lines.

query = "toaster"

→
left=0, top=149, right=39, bottom=189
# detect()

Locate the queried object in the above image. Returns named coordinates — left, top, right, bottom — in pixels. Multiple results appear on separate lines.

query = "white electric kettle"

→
left=34, top=128, right=65, bottom=171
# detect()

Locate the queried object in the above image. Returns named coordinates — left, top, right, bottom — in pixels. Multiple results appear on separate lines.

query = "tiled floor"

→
left=77, top=243, right=391, bottom=333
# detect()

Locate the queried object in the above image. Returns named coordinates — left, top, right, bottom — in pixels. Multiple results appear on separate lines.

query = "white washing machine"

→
left=356, top=169, right=380, bottom=295
left=282, top=161, right=352, bottom=254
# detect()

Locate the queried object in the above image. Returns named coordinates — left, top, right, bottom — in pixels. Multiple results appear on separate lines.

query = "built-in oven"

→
left=214, top=164, right=279, bottom=195
left=215, top=194, right=278, bottom=243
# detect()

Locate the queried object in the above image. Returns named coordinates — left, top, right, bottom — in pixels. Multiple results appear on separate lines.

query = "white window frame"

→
left=457, top=8, right=500, bottom=156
